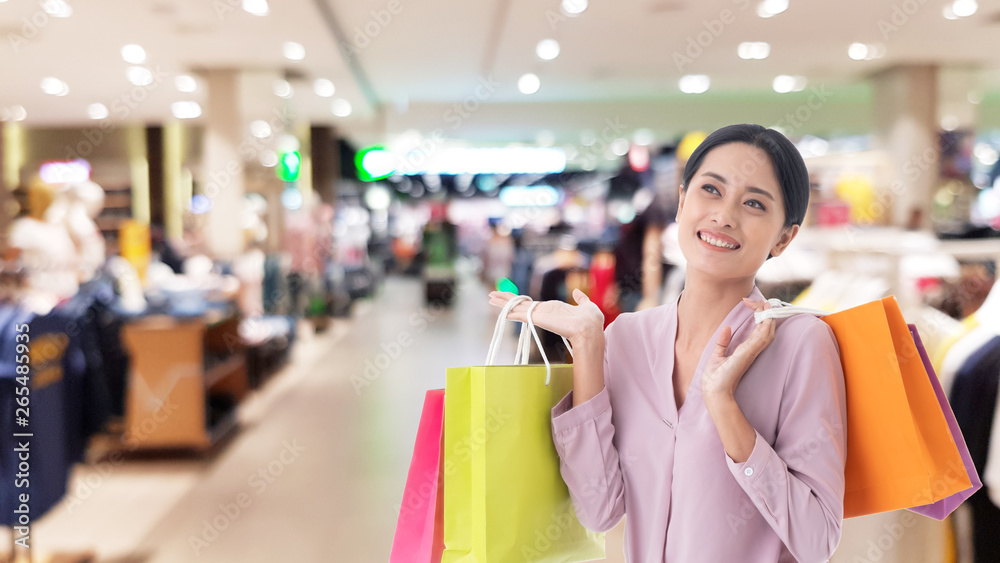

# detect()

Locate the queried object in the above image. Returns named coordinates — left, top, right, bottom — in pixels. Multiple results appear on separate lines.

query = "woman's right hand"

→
left=488, top=289, right=605, bottom=346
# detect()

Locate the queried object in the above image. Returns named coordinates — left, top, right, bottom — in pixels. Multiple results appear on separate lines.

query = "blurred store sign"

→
left=276, top=151, right=301, bottom=182
left=39, top=159, right=90, bottom=184
left=498, top=185, right=561, bottom=207
left=356, top=146, right=395, bottom=182
left=400, top=147, right=566, bottom=175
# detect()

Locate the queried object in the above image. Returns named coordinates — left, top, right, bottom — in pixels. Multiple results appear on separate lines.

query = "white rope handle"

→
left=754, top=298, right=831, bottom=324
left=486, top=295, right=531, bottom=365
left=526, top=302, right=552, bottom=385
left=486, top=295, right=577, bottom=386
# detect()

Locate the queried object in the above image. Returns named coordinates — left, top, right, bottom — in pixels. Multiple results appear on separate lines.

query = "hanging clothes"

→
left=948, top=335, right=1000, bottom=562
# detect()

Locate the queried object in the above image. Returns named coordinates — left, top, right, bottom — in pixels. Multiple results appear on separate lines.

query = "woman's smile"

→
left=697, top=229, right=741, bottom=251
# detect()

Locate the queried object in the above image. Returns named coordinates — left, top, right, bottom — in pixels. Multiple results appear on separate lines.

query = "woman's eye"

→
left=701, top=184, right=720, bottom=195
left=746, top=199, right=765, bottom=210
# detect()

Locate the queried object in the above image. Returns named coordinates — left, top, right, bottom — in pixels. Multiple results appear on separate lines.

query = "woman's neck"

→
left=676, top=270, right=756, bottom=349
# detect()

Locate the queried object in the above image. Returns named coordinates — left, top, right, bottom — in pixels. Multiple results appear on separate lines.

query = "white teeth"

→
left=699, top=232, right=737, bottom=249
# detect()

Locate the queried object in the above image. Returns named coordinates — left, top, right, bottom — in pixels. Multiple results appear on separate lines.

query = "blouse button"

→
left=662, top=418, right=674, bottom=428
left=744, top=467, right=754, bottom=477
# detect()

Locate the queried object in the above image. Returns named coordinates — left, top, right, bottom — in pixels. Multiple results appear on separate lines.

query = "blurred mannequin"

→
left=63, top=179, right=107, bottom=281
left=7, top=178, right=80, bottom=312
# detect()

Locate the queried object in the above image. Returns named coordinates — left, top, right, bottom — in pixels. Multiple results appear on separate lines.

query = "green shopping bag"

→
left=443, top=296, right=605, bottom=562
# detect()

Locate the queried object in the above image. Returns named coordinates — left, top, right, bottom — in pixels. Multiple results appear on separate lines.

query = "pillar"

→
left=147, top=125, right=164, bottom=230
left=163, top=121, right=185, bottom=240
left=871, top=64, right=938, bottom=230
left=203, top=69, right=245, bottom=260
left=126, top=125, right=150, bottom=225
left=310, top=125, right=340, bottom=204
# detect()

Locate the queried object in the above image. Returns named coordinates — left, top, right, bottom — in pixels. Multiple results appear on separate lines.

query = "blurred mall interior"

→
left=2, top=0, right=1000, bottom=561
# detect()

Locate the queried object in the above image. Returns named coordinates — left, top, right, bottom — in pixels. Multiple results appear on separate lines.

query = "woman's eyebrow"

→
left=702, top=171, right=775, bottom=201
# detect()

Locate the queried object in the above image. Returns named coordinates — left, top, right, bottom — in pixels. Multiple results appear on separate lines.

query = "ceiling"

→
left=2, top=0, right=1000, bottom=149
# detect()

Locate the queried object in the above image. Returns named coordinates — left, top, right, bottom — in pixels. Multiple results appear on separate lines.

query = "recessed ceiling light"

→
left=314, top=78, right=335, bottom=97
left=40, top=77, right=69, bottom=96
left=43, top=0, right=72, bottom=17
left=757, top=0, right=788, bottom=18
left=175, top=75, right=197, bottom=93
left=126, top=66, right=153, bottom=86
left=848, top=42, right=884, bottom=61
left=283, top=41, right=305, bottom=61
left=632, top=128, right=655, bottom=146
left=87, top=103, right=109, bottom=120
left=561, top=0, right=587, bottom=15
left=610, top=138, right=630, bottom=157
left=273, top=79, right=293, bottom=98
left=250, top=120, right=272, bottom=139
left=773, top=75, right=807, bottom=93
left=518, top=73, right=541, bottom=95
left=679, top=74, right=710, bottom=94
left=260, top=150, right=278, bottom=168
left=331, top=99, right=352, bottom=117
left=243, top=0, right=269, bottom=16
left=952, top=0, right=977, bottom=17
left=536, top=39, right=560, bottom=61
left=121, top=44, right=146, bottom=64
left=848, top=42, right=869, bottom=60
left=171, top=101, right=202, bottom=119
left=737, top=42, right=770, bottom=60
left=1, top=105, right=27, bottom=122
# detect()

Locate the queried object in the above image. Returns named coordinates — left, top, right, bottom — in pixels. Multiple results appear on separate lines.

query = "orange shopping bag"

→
left=759, top=295, right=976, bottom=518
left=820, top=297, right=973, bottom=517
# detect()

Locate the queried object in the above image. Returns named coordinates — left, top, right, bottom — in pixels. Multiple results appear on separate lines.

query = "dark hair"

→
left=681, top=124, right=809, bottom=229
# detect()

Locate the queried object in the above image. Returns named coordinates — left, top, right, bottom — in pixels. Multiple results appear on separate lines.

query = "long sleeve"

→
left=725, top=320, right=848, bottom=562
left=550, top=344, right=626, bottom=532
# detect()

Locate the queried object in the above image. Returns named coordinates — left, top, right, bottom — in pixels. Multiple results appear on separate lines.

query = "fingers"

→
left=572, top=288, right=589, bottom=305
left=713, top=325, right=733, bottom=356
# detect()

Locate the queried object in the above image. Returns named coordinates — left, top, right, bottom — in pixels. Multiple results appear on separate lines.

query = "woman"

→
left=489, top=124, right=847, bottom=562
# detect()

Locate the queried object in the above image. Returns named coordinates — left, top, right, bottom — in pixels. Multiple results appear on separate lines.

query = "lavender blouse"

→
left=551, top=286, right=848, bottom=562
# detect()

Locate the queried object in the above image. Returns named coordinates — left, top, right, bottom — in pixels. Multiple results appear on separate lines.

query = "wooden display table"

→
left=121, top=313, right=247, bottom=451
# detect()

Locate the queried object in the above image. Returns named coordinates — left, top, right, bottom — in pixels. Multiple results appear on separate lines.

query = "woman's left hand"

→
left=701, top=298, right=776, bottom=400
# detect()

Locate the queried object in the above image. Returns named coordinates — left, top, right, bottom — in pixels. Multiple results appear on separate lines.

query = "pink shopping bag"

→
left=390, top=389, right=445, bottom=562
left=906, top=325, right=982, bottom=520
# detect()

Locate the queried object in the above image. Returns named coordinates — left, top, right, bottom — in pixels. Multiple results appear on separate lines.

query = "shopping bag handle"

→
left=486, top=295, right=531, bottom=366
left=753, top=298, right=831, bottom=323
left=486, top=296, right=574, bottom=386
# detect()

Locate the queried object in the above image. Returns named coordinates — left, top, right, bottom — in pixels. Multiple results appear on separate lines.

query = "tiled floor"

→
left=3, top=271, right=950, bottom=562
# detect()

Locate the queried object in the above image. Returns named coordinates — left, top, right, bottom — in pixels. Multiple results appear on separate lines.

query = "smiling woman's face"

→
left=676, top=142, right=798, bottom=280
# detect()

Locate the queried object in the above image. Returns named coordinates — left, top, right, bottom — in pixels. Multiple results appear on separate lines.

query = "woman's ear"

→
left=769, top=224, right=799, bottom=258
